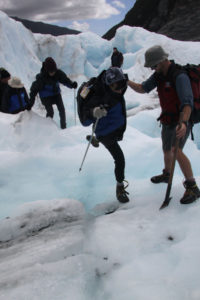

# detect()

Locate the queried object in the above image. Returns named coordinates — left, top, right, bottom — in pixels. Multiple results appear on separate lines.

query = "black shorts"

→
left=161, top=123, right=191, bottom=152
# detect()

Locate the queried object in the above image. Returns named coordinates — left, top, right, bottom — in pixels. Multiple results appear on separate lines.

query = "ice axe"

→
left=79, top=117, right=99, bottom=172
left=74, top=88, right=77, bottom=125
left=159, top=112, right=184, bottom=210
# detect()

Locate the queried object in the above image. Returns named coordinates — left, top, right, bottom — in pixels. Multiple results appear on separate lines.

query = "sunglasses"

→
left=151, top=64, right=158, bottom=70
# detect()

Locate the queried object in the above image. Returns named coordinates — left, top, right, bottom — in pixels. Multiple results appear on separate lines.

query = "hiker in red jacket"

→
left=128, top=45, right=200, bottom=205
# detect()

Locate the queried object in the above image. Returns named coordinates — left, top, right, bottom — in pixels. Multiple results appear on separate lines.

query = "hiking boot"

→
left=116, top=180, right=129, bottom=203
left=151, top=169, right=170, bottom=184
left=180, top=180, right=200, bottom=204
left=86, top=135, right=99, bottom=148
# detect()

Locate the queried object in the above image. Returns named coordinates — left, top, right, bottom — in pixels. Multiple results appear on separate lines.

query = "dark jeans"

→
left=100, top=137, right=125, bottom=183
left=42, top=94, right=66, bottom=129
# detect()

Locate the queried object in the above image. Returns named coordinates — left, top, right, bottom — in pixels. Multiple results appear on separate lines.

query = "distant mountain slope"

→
left=103, top=0, right=200, bottom=42
left=11, top=16, right=80, bottom=36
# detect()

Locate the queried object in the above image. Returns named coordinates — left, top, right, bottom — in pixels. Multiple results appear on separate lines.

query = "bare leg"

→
left=176, top=149, right=193, bottom=180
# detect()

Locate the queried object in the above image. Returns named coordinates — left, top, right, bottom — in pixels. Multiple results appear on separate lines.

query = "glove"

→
left=72, top=81, right=78, bottom=89
left=93, top=106, right=107, bottom=119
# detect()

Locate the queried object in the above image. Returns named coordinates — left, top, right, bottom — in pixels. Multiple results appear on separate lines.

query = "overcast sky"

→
left=0, top=0, right=135, bottom=35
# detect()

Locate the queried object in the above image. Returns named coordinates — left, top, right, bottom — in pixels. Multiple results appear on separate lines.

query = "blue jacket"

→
left=30, top=68, right=74, bottom=104
left=82, top=75, right=127, bottom=140
left=1, top=86, right=30, bottom=114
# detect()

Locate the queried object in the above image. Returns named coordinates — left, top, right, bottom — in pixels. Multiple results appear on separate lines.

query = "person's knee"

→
left=163, top=150, right=172, bottom=158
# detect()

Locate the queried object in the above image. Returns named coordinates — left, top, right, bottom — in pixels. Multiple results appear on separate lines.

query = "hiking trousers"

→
left=42, top=94, right=66, bottom=129
left=100, top=138, right=125, bottom=183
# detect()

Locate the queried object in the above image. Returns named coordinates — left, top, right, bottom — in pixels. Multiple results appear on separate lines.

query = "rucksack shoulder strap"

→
left=171, top=63, right=186, bottom=80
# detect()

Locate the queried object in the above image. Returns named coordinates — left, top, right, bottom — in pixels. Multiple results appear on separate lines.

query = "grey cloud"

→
left=1, top=0, right=119, bottom=22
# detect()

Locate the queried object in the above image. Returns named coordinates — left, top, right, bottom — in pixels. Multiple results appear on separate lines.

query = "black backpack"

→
left=77, top=71, right=105, bottom=125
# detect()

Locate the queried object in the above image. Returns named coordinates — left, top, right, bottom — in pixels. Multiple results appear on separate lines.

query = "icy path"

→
left=1, top=179, right=200, bottom=300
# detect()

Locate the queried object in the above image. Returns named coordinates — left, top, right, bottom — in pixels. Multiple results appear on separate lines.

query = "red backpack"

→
left=179, top=64, right=200, bottom=124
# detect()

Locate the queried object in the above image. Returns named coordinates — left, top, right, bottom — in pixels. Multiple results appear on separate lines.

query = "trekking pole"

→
left=74, top=88, right=77, bottom=125
left=79, top=118, right=99, bottom=172
left=159, top=112, right=184, bottom=210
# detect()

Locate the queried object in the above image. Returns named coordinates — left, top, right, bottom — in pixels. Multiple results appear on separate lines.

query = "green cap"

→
left=144, top=45, right=169, bottom=68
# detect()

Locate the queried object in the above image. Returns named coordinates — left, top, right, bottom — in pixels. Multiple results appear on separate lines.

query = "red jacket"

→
left=157, top=80, right=181, bottom=124
left=156, top=63, right=182, bottom=125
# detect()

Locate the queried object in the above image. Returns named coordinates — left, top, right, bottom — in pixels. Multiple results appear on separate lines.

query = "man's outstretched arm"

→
left=127, top=80, right=145, bottom=94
